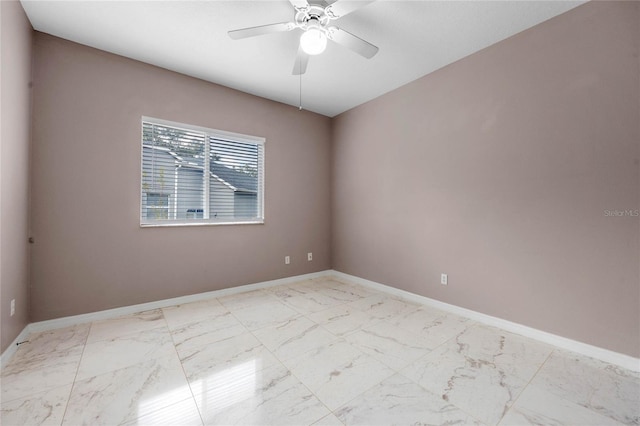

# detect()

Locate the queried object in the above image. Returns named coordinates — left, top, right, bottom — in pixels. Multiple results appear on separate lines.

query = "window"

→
left=145, top=193, right=169, bottom=220
left=141, top=117, right=264, bottom=226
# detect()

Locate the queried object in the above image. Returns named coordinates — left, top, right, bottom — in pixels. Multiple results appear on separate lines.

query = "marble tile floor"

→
left=1, top=277, right=638, bottom=426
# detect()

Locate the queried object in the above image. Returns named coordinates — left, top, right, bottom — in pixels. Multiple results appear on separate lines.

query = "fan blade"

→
left=328, top=27, right=378, bottom=59
left=325, top=0, right=376, bottom=19
left=228, top=22, right=294, bottom=40
left=292, top=46, right=309, bottom=75
left=289, top=0, right=309, bottom=10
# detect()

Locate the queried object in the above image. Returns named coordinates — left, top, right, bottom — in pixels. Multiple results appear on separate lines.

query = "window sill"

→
left=140, top=220, right=265, bottom=228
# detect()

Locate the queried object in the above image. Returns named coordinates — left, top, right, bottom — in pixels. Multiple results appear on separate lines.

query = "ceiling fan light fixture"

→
left=300, top=27, right=327, bottom=55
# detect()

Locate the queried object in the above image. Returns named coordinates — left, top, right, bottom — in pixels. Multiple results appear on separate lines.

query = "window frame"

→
left=140, top=116, right=265, bottom=228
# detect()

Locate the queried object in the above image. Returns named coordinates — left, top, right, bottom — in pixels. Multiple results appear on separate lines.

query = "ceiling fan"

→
left=228, top=0, right=379, bottom=75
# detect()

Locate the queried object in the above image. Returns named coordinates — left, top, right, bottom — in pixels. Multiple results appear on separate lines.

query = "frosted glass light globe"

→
left=300, top=28, right=327, bottom=55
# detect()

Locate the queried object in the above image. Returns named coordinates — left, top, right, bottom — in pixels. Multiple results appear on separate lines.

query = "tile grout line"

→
left=273, top=281, right=413, bottom=423
left=58, top=322, right=93, bottom=426
left=315, top=287, right=475, bottom=420
left=255, top=324, right=372, bottom=425
left=386, top=317, right=527, bottom=425
left=235, top=298, right=337, bottom=426
left=159, top=307, right=208, bottom=426
left=387, top=320, right=488, bottom=425
left=216, top=289, right=333, bottom=425
left=246, top=332, right=338, bottom=426
left=495, top=347, right=556, bottom=425
left=244, top=280, right=385, bottom=425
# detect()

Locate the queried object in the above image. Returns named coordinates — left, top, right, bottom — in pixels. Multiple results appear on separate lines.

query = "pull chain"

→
left=298, top=59, right=303, bottom=111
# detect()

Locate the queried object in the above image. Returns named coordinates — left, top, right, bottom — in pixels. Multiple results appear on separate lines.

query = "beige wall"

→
left=30, top=34, right=332, bottom=321
left=1, top=1, right=33, bottom=352
left=332, top=1, right=639, bottom=357
left=13, top=1, right=640, bottom=358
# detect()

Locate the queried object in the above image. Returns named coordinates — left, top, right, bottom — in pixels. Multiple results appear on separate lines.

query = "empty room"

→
left=1, top=0, right=638, bottom=425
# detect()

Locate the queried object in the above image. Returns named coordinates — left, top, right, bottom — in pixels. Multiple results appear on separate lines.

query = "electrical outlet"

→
left=10, top=299, right=15, bottom=316
left=441, top=274, right=448, bottom=285
left=307, top=252, right=313, bottom=261
left=285, top=256, right=290, bottom=265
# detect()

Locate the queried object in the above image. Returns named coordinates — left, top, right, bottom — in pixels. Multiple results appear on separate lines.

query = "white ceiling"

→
left=20, top=0, right=585, bottom=117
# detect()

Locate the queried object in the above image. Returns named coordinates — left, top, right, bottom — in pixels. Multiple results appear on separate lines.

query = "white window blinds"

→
left=141, top=118, right=264, bottom=226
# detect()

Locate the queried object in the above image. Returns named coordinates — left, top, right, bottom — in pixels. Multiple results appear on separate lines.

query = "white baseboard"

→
left=1, top=270, right=330, bottom=364
left=330, top=270, right=640, bottom=373
left=29, top=270, right=331, bottom=333
left=3, top=268, right=638, bottom=373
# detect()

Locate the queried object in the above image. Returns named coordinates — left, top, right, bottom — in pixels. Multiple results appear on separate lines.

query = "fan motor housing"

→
left=295, top=5, right=330, bottom=31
